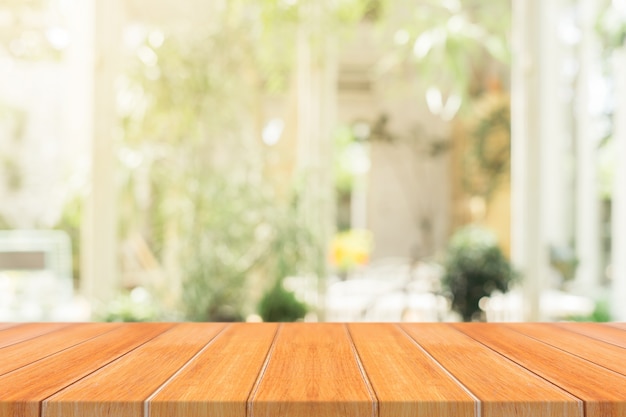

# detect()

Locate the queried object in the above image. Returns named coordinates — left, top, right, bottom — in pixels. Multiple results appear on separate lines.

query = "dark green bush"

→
left=442, top=226, right=516, bottom=321
left=258, top=280, right=307, bottom=322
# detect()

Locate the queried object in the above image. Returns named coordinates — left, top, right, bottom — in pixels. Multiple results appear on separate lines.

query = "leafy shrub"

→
left=99, top=287, right=162, bottom=322
left=258, top=281, right=307, bottom=322
left=442, top=226, right=515, bottom=321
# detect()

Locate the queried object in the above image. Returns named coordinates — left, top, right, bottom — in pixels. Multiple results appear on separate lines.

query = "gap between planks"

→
left=396, top=324, right=482, bottom=417
left=142, top=323, right=231, bottom=417
left=345, top=324, right=379, bottom=417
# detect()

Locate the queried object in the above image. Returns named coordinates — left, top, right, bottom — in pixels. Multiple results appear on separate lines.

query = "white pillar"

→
left=541, top=0, right=571, bottom=257
left=612, top=47, right=626, bottom=320
left=80, top=0, right=122, bottom=309
left=296, top=1, right=337, bottom=321
left=512, top=0, right=559, bottom=320
left=574, top=0, right=601, bottom=296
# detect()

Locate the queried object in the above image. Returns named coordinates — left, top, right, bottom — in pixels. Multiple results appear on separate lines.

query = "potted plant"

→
left=442, top=226, right=516, bottom=321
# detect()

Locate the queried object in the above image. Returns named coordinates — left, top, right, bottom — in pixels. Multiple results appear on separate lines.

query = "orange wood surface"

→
left=456, top=323, right=626, bottom=417
left=558, top=322, right=626, bottom=348
left=43, top=323, right=225, bottom=417
left=0, top=322, right=68, bottom=349
left=0, top=322, right=625, bottom=417
left=348, top=323, right=477, bottom=417
left=0, top=322, right=119, bottom=377
left=0, top=323, right=173, bottom=417
left=0, top=323, right=17, bottom=331
left=148, top=323, right=277, bottom=417
left=250, top=323, right=376, bottom=417
left=507, top=323, right=626, bottom=378
left=402, top=323, right=582, bottom=417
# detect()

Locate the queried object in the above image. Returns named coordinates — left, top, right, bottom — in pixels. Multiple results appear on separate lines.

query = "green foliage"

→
left=462, top=90, right=511, bottom=200
left=53, top=195, right=82, bottom=288
left=258, top=281, right=307, bottom=322
left=376, top=0, right=510, bottom=105
left=333, top=126, right=358, bottom=193
left=115, top=0, right=381, bottom=322
left=442, top=225, right=516, bottom=321
left=597, top=6, right=626, bottom=50
left=567, top=298, right=612, bottom=323
left=98, top=288, right=163, bottom=322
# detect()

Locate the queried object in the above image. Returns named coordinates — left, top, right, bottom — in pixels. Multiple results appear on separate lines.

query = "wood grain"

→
left=0, top=322, right=173, bottom=417
left=0, top=322, right=624, bottom=417
left=148, top=323, right=278, bottom=417
left=507, top=323, right=626, bottom=377
left=402, top=323, right=582, bottom=417
left=349, top=323, right=477, bottom=417
left=250, top=323, right=375, bottom=417
left=0, top=322, right=119, bottom=377
left=557, top=322, right=626, bottom=348
left=43, top=323, right=225, bottom=417
left=0, top=323, right=69, bottom=349
left=456, top=323, right=626, bottom=417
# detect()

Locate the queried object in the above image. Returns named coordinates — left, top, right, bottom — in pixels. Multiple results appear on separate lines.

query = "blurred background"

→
left=0, top=0, right=624, bottom=323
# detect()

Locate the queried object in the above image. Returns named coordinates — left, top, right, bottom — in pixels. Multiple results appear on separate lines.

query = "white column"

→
left=296, top=1, right=337, bottom=321
left=512, top=0, right=556, bottom=320
left=574, top=0, right=601, bottom=295
left=541, top=0, right=571, bottom=257
left=612, top=47, right=626, bottom=320
left=80, top=0, right=122, bottom=309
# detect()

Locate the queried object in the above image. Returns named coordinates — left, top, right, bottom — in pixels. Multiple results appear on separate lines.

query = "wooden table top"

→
left=0, top=322, right=625, bottom=417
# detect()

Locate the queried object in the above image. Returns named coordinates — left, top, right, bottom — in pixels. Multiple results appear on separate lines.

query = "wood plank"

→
left=456, top=323, right=626, bottom=417
left=0, top=323, right=69, bottom=349
left=0, top=323, right=18, bottom=331
left=556, top=322, right=626, bottom=348
left=401, top=323, right=582, bottom=417
left=0, top=322, right=173, bottom=417
left=249, top=323, right=375, bottom=417
left=348, top=323, right=477, bottom=417
left=148, top=323, right=278, bottom=417
left=43, top=323, right=225, bottom=417
left=0, top=323, right=120, bottom=376
left=507, top=323, right=626, bottom=377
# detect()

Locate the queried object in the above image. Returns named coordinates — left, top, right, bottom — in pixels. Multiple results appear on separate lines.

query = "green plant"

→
left=258, top=280, right=307, bottom=322
left=567, top=298, right=612, bottom=323
left=442, top=225, right=515, bottom=321
left=98, top=287, right=163, bottom=322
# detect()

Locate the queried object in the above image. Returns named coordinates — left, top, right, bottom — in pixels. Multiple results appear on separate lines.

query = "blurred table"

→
left=0, top=322, right=626, bottom=416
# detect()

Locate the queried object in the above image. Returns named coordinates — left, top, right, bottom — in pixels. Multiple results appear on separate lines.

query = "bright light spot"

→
left=46, top=27, right=70, bottom=50
left=413, top=32, right=433, bottom=59
left=614, top=0, right=626, bottom=16
left=447, top=15, right=465, bottom=34
left=558, top=16, right=581, bottom=45
left=148, top=30, right=165, bottom=48
left=426, top=86, right=443, bottom=115
left=137, top=45, right=158, bottom=66
left=246, top=314, right=263, bottom=322
left=130, top=287, right=150, bottom=303
left=441, top=93, right=462, bottom=121
left=441, top=0, right=461, bottom=12
left=347, top=143, right=370, bottom=174
left=262, top=118, right=284, bottom=146
left=124, top=25, right=147, bottom=49
left=589, top=74, right=609, bottom=116
left=394, top=29, right=410, bottom=45
left=118, top=148, right=144, bottom=169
